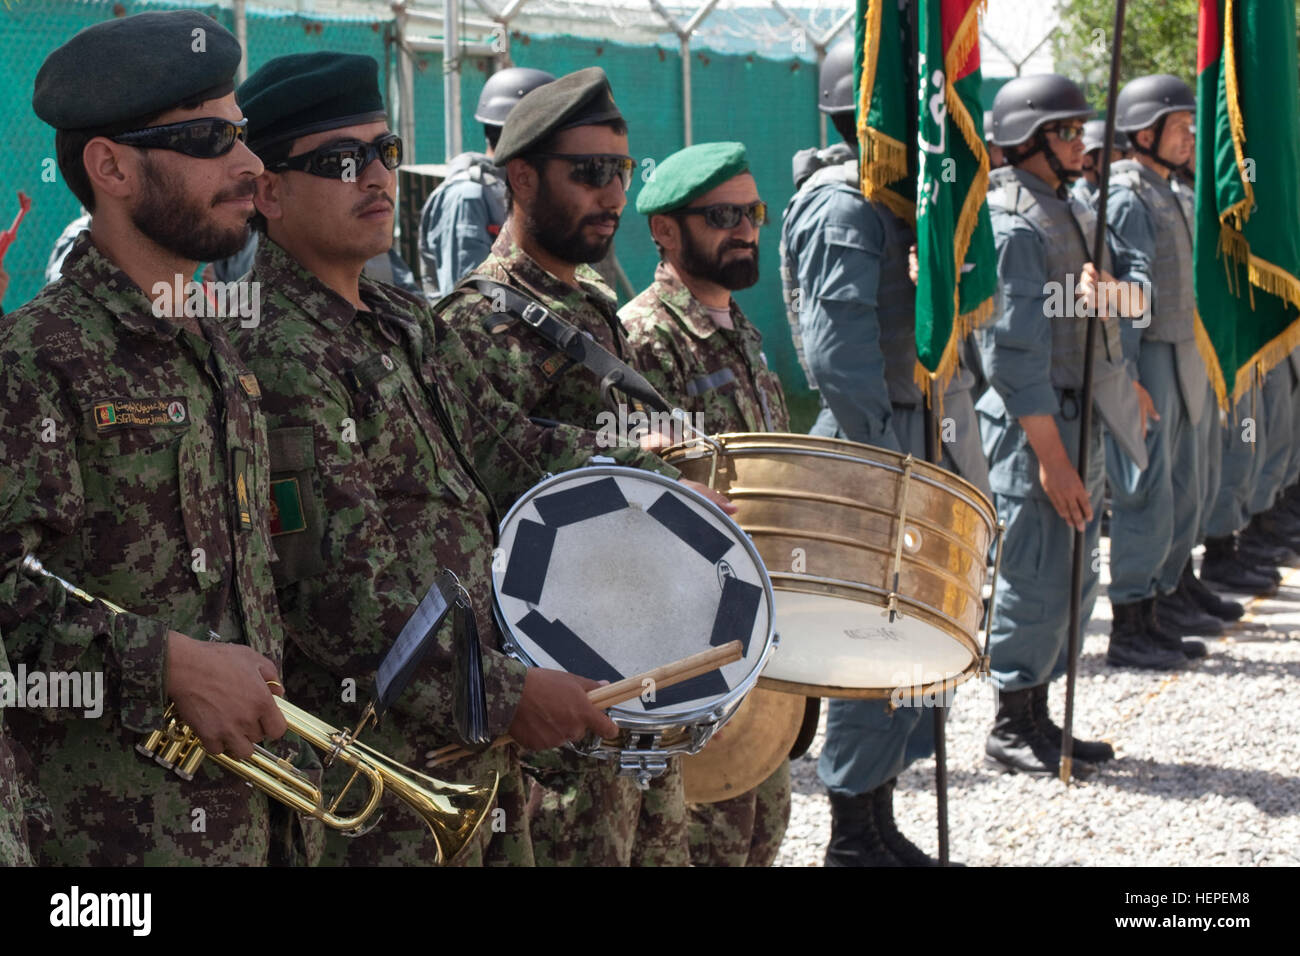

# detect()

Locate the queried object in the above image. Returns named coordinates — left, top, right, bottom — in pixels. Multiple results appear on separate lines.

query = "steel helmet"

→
left=991, top=74, right=1094, bottom=146
left=474, top=67, right=556, bottom=127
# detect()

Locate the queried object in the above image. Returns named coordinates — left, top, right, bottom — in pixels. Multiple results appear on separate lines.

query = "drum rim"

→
left=491, top=464, right=779, bottom=732
left=663, top=431, right=997, bottom=522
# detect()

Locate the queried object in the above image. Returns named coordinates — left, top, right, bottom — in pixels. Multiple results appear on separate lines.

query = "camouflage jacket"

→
left=233, top=240, right=669, bottom=834
left=620, top=262, right=790, bottom=434
left=436, top=224, right=636, bottom=435
left=0, top=233, right=284, bottom=865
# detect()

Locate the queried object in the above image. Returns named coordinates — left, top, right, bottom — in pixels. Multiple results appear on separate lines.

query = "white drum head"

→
left=764, top=591, right=976, bottom=693
left=493, top=467, right=775, bottom=728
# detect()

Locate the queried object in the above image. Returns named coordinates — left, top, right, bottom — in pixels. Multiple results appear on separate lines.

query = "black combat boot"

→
left=1180, top=558, right=1244, bottom=621
left=1239, top=515, right=1296, bottom=566
left=1107, top=600, right=1186, bottom=669
left=1029, top=684, right=1115, bottom=762
left=1258, top=502, right=1300, bottom=544
left=1200, top=535, right=1279, bottom=596
left=1144, top=595, right=1207, bottom=659
left=986, top=687, right=1094, bottom=778
left=870, top=778, right=955, bottom=866
left=825, top=788, right=900, bottom=867
left=1156, top=586, right=1224, bottom=636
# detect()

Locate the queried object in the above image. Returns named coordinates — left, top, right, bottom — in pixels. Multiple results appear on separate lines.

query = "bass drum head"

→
left=492, top=466, right=776, bottom=732
left=757, top=590, right=977, bottom=698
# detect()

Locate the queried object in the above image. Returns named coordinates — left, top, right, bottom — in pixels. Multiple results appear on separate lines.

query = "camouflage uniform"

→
left=234, top=237, right=669, bottom=866
left=0, top=234, right=288, bottom=866
left=437, top=225, right=689, bottom=866
left=620, top=261, right=792, bottom=866
left=1, top=642, right=33, bottom=866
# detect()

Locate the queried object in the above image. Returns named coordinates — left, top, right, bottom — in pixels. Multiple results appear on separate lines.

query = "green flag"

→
left=1195, top=0, right=1300, bottom=406
left=855, top=0, right=997, bottom=394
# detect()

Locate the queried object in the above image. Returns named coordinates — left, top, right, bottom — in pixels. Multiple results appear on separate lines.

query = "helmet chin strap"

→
left=1007, top=127, right=1083, bottom=199
left=1129, top=115, right=1194, bottom=179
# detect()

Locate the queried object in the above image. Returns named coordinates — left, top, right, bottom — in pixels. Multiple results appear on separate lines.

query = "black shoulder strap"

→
left=457, top=274, right=672, bottom=414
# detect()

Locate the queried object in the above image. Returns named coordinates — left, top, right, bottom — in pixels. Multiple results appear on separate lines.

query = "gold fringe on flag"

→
left=913, top=295, right=996, bottom=403
left=918, top=0, right=993, bottom=399
left=858, top=0, right=912, bottom=218
left=1192, top=310, right=1230, bottom=411
left=1214, top=0, right=1300, bottom=395
left=1224, top=313, right=1300, bottom=408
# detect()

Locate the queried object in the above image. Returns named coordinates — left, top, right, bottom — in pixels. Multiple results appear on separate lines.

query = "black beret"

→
left=238, top=52, right=387, bottom=158
left=493, top=67, right=624, bottom=164
left=33, top=10, right=241, bottom=130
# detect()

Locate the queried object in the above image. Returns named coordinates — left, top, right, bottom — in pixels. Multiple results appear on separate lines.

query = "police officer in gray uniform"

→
left=1071, top=121, right=1129, bottom=208
left=980, top=75, right=1155, bottom=775
left=781, top=42, right=990, bottom=866
left=1106, top=75, right=1220, bottom=661
left=417, top=67, right=554, bottom=297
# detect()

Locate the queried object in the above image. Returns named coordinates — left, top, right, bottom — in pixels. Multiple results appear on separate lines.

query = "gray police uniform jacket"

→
left=978, top=165, right=1151, bottom=495
left=418, top=151, right=507, bottom=298
left=779, top=145, right=978, bottom=463
left=1108, top=159, right=1208, bottom=426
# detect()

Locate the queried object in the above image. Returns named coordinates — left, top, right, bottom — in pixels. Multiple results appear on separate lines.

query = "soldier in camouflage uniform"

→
left=233, top=53, right=690, bottom=866
left=434, top=67, right=694, bottom=866
left=619, top=142, right=792, bottom=867
left=0, top=11, right=296, bottom=866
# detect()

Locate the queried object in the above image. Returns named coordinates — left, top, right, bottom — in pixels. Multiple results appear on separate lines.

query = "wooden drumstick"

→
left=425, top=640, right=743, bottom=768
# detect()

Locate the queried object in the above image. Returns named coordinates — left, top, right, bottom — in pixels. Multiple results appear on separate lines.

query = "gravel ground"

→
left=774, top=542, right=1300, bottom=867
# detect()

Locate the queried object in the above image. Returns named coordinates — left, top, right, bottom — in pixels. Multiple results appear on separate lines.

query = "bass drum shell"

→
left=663, top=433, right=996, bottom=700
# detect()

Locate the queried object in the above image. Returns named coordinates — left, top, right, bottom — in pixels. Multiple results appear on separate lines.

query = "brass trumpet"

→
left=21, top=554, right=498, bottom=865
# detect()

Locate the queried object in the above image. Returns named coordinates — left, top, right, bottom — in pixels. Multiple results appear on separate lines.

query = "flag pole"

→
left=906, top=0, right=951, bottom=866
left=922, top=380, right=951, bottom=865
left=1061, top=0, right=1128, bottom=784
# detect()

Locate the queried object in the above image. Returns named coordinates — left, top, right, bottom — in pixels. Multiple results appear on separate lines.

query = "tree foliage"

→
left=1052, top=0, right=1201, bottom=110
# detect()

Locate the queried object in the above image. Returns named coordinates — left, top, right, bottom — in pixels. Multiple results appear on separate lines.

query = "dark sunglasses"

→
left=269, top=133, right=403, bottom=179
left=1044, top=124, right=1085, bottom=142
left=678, top=201, right=768, bottom=230
left=111, top=118, right=248, bottom=158
left=532, top=153, right=636, bottom=190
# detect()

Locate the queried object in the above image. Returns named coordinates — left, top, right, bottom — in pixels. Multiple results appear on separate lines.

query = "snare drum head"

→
left=492, top=467, right=775, bottom=726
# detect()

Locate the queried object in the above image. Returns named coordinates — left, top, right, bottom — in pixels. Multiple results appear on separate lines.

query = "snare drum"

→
left=663, top=433, right=999, bottom=701
left=491, top=466, right=777, bottom=783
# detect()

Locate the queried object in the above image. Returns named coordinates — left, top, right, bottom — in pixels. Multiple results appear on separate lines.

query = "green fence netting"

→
left=1, top=1, right=830, bottom=423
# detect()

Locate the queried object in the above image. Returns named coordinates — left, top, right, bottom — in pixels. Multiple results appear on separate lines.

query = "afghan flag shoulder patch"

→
left=269, top=477, right=307, bottom=536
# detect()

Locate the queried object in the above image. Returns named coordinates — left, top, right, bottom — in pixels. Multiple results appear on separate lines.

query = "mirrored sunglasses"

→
left=270, top=133, right=403, bottom=179
left=111, top=118, right=248, bottom=158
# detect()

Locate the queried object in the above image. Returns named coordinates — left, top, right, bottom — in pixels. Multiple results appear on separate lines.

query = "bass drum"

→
left=663, top=433, right=997, bottom=702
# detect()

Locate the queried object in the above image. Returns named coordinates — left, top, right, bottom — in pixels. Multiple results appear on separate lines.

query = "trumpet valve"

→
left=176, top=743, right=207, bottom=781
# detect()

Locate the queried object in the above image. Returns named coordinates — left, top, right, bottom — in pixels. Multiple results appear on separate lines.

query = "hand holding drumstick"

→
left=426, top=641, right=744, bottom=769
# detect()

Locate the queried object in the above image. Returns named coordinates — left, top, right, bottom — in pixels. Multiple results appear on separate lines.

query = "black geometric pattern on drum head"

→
left=711, top=575, right=762, bottom=657
left=646, top=492, right=733, bottom=563
left=642, top=669, right=730, bottom=710
left=500, top=519, right=556, bottom=605
left=514, top=610, right=624, bottom=684
left=502, top=477, right=752, bottom=712
left=532, top=476, right=628, bottom=527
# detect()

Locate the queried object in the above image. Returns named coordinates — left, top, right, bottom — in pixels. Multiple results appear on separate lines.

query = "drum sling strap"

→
left=459, top=275, right=673, bottom=414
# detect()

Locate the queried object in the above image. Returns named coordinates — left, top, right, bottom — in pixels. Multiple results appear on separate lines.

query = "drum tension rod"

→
left=886, top=455, right=915, bottom=623
left=979, top=521, right=1007, bottom=679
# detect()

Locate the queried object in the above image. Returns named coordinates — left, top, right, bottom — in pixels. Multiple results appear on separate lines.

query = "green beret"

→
left=238, top=52, right=387, bottom=158
left=494, top=67, right=624, bottom=164
left=33, top=10, right=241, bottom=130
left=636, top=142, right=750, bottom=215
